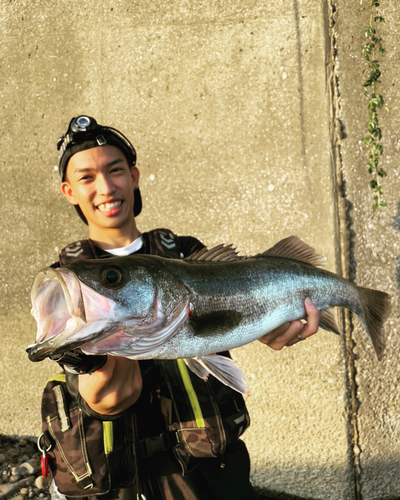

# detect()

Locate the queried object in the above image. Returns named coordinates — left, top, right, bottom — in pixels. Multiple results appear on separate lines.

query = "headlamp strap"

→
left=57, top=133, right=73, bottom=159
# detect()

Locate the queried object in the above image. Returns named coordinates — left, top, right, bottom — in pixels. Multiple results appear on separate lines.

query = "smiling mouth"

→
left=97, top=200, right=122, bottom=213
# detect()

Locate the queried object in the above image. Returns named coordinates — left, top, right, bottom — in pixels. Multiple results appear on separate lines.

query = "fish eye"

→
left=101, top=267, right=125, bottom=288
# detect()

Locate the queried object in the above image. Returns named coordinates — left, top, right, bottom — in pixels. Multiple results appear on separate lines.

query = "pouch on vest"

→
left=157, top=358, right=250, bottom=474
left=40, top=374, right=136, bottom=497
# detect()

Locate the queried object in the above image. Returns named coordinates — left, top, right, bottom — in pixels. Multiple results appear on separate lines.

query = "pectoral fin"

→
left=184, top=358, right=210, bottom=380
left=185, top=355, right=249, bottom=395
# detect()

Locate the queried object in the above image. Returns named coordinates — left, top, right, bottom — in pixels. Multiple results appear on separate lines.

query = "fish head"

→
left=28, top=256, right=190, bottom=361
left=62, top=257, right=160, bottom=317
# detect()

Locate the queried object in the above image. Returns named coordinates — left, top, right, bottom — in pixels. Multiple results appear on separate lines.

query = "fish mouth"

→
left=28, top=268, right=87, bottom=361
left=28, top=267, right=117, bottom=362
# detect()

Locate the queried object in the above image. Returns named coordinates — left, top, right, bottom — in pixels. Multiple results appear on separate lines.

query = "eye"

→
left=78, top=175, right=94, bottom=182
left=101, top=267, right=125, bottom=288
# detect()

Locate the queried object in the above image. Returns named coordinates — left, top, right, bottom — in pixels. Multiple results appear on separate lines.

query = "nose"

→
left=96, top=173, right=115, bottom=196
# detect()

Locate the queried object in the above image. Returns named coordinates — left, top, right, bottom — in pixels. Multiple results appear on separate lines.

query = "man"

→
left=52, top=115, right=319, bottom=499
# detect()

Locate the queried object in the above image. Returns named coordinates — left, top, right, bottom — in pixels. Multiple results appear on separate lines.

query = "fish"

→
left=27, top=236, right=391, bottom=393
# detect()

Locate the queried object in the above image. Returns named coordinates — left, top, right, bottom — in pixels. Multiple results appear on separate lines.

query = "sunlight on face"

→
left=61, top=145, right=139, bottom=234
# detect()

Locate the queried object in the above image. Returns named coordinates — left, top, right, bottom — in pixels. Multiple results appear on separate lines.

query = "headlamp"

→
left=71, top=115, right=93, bottom=133
left=57, top=115, right=137, bottom=179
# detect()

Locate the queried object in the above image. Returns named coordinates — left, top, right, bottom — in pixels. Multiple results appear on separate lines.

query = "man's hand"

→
left=259, top=298, right=319, bottom=350
left=78, top=356, right=142, bottom=415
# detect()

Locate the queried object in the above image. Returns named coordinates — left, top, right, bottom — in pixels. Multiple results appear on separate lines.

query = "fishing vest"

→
left=39, top=228, right=250, bottom=496
left=58, top=228, right=182, bottom=264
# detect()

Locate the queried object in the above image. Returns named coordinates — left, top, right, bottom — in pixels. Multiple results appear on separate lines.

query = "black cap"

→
left=57, top=116, right=142, bottom=222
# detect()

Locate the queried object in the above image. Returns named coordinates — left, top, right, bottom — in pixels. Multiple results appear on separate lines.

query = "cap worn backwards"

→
left=57, top=115, right=142, bottom=222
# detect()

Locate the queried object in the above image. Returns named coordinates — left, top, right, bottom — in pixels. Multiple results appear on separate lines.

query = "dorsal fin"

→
left=185, top=244, right=242, bottom=262
left=257, top=236, right=327, bottom=267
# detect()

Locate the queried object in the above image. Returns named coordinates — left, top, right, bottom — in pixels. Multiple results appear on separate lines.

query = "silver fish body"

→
left=28, top=237, right=391, bottom=393
left=120, top=256, right=360, bottom=358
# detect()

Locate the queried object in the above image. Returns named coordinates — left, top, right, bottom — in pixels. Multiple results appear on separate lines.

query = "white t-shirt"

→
left=106, top=236, right=144, bottom=256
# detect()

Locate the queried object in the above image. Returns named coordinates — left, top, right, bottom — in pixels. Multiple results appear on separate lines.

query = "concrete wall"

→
left=332, top=1, right=400, bottom=498
left=1, top=1, right=399, bottom=498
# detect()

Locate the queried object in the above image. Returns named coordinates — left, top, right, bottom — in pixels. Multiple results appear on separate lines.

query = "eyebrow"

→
left=73, top=158, right=124, bottom=174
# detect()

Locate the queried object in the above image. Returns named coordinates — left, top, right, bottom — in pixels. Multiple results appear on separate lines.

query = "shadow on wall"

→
left=393, top=202, right=400, bottom=291
left=255, top=488, right=319, bottom=500
left=253, top=452, right=400, bottom=500
left=292, top=0, right=307, bottom=191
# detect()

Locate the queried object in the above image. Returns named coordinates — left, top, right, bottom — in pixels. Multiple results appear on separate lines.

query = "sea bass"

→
left=27, top=236, right=391, bottom=393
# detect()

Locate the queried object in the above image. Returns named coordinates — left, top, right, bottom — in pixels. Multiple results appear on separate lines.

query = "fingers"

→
left=260, top=320, right=304, bottom=350
left=258, top=322, right=291, bottom=343
left=299, top=297, right=319, bottom=339
left=259, top=298, right=320, bottom=350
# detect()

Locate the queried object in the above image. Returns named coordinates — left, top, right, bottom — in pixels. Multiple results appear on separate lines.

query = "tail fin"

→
left=358, top=287, right=391, bottom=360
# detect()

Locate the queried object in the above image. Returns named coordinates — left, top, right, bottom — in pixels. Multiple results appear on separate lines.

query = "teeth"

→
left=97, top=201, right=122, bottom=212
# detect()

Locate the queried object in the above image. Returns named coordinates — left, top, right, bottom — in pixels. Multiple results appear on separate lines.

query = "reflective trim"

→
left=103, top=421, right=114, bottom=455
left=176, top=359, right=205, bottom=428
left=46, top=373, right=66, bottom=384
left=53, top=385, right=70, bottom=432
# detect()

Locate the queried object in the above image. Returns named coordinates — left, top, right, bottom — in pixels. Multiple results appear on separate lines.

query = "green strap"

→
left=176, top=359, right=205, bottom=428
left=46, top=373, right=66, bottom=384
left=102, top=421, right=114, bottom=455
left=46, top=373, right=114, bottom=455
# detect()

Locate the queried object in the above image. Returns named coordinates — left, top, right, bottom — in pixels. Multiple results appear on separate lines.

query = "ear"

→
left=130, top=166, right=140, bottom=188
left=61, top=181, right=79, bottom=205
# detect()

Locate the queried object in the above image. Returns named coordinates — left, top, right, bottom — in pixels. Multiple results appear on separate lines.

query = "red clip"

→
left=41, top=450, right=49, bottom=478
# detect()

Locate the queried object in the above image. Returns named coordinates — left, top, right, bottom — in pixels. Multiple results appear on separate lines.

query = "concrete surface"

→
left=0, top=1, right=399, bottom=498
left=332, top=1, right=400, bottom=498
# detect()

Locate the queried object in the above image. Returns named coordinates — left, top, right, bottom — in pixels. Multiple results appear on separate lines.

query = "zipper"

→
left=176, top=359, right=205, bottom=428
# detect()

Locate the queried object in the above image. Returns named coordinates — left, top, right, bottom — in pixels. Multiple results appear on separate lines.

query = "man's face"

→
left=61, top=145, right=139, bottom=232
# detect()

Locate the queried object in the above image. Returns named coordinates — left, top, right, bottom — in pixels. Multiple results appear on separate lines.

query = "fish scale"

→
left=147, top=259, right=358, bottom=359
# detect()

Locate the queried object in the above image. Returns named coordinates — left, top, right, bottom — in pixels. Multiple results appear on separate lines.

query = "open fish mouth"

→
left=28, top=268, right=119, bottom=362
left=32, top=268, right=86, bottom=342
